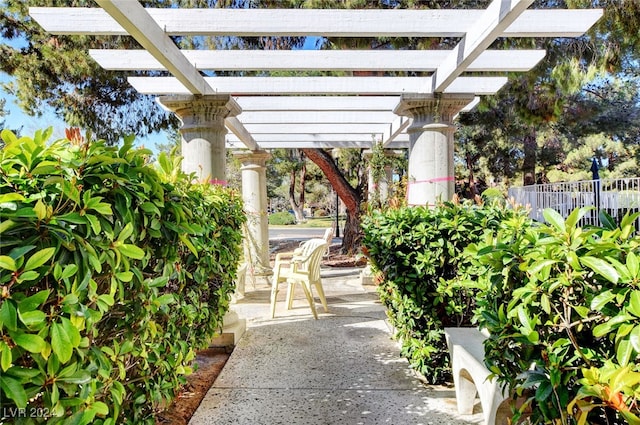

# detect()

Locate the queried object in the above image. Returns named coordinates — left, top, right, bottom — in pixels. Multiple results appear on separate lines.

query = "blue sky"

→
left=1, top=72, right=68, bottom=139
left=1, top=72, right=168, bottom=151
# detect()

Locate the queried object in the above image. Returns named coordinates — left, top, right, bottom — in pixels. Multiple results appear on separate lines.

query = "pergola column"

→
left=364, top=150, right=394, bottom=205
left=158, top=94, right=241, bottom=182
left=235, top=150, right=272, bottom=281
left=395, top=94, right=474, bottom=206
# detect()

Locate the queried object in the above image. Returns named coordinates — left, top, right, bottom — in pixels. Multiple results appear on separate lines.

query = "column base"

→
left=210, top=310, right=246, bottom=350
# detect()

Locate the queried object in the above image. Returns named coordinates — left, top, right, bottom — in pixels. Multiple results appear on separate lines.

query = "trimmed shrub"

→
left=269, top=211, right=296, bottom=225
left=361, top=197, right=527, bottom=383
left=471, top=208, right=640, bottom=424
left=0, top=129, right=244, bottom=424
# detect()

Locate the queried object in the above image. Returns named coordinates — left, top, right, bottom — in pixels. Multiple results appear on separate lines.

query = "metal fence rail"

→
left=508, top=177, right=640, bottom=229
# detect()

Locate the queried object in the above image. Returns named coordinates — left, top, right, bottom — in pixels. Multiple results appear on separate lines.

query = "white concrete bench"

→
left=444, top=327, right=510, bottom=425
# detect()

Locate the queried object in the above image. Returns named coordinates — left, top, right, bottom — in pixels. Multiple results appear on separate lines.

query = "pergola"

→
left=30, top=1, right=602, bottom=283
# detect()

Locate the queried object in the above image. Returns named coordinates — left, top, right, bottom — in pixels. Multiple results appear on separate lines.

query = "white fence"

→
left=508, top=177, right=640, bottom=228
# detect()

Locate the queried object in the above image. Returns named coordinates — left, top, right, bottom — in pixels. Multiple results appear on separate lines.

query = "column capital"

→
left=234, top=150, right=271, bottom=169
left=394, top=94, right=475, bottom=130
left=158, top=94, right=241, bottom=131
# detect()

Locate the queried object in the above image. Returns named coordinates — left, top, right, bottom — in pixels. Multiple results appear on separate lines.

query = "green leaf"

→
left=51, top=322, right=73, bottom=363
left=118, top=244, right=145, bottom=260
left=528, top=259, right=557, bottom=276
left=0, top=219, right=17, bottom=234
left=543, top=208, right=565, bottom=232
left=0, top=193, right=25, bottom=203
left=0, top=375, right=28, bottom=408
left=590, top=290, right=616, bottom=311
left=0, top=301, right=18, bottom=331
left=86, top=214, right=101, bottom=235
left=0, top=342, right=12, bottom=371
left=17, top=270, right=40, bottom=283
left=541, top=294, right=551, bottom=315
left=61, top=317, right=81, bottom=347
left=629, top=291, right=640, bottom=317
left=581, top=256, right=619, bottom=284
left=0, top=255, right=17, bottom=271
left=629, top=326, right=640, bottom=353
left=155, top=294, right=175, bottom=306
left=58, top=370, right=91, bottom=385
left=599, top=210, right=617, bottom=230
left=115, top=271, right=133, bottom=282
left=18, top=289, right=50, bottom=311
left=34, top=199, right=47, bottom=220
left=617, top=339, right=633, bottom=366
left=565, top=207, right=590, bottom=230
left=18, top=310, right=47, bottom=329
left=535, top=380, right=554, bottom=402
left=628, top=252, right=640, bottom=277
left=92, top=401, right=109, bottom=416
left=90, top=202, right=113, bottom=216
left=61, top=264, right=78, bottom=280
left=117, top=222, right=134, bottom=242
left=23, top=247, right=56, bottom=272
left=179, top=234, right=199, bottom=257
left=13, top=333, right=46, bottom=354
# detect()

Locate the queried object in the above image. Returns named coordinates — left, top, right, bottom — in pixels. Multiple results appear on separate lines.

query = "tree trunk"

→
left=288, top=168, right=305, bottom=223
left=302, top=148, right=362, bottom=255
left=522, top=127, right=537, bottom=186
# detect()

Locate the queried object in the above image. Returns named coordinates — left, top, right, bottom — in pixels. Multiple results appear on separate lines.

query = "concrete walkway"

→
left=189, top=267, right=482, bottom=425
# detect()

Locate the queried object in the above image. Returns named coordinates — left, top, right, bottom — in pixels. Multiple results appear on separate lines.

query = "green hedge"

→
left=361, top=197, right=526, bottom=383
left=0, top=129, right=244, bottom=424
left=471, top=208, right=640, bottom=424
left=269, top=211, right=296, bottom=225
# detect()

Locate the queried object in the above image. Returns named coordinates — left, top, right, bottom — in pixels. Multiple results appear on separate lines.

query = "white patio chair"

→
left=270, top=238, right=328, bottom=319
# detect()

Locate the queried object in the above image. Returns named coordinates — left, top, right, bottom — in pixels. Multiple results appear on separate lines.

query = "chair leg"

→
left=286, top=282, right=296, bottom=310
left=300, top=282, right=318, bottom=319
left=270, top=278, right=279, bottom=319
left=313, top=280, right=329, bottom=312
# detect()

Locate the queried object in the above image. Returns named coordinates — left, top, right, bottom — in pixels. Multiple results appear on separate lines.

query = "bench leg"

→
left=454, top=370, right=478, bottom=415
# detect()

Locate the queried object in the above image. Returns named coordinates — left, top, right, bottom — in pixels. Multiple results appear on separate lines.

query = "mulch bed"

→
left=155, top=348, right=230, bottom=425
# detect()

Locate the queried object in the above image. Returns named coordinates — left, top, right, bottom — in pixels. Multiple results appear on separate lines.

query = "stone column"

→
left=158, top=95, right=241, bottom=183
left=235, top=150, right=273, bottom=281
left=364, top=150, right=394, bottom=205
left=394, top=94, right=474, bottom=206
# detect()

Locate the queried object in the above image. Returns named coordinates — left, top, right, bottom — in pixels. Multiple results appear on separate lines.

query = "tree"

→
left=302, top=148, right=366, bottom=254
left=0, top=98, right=7, bottom=130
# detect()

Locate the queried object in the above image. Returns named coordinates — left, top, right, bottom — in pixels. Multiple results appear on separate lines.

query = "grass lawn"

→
left=270, top=216, right=345, bottom=228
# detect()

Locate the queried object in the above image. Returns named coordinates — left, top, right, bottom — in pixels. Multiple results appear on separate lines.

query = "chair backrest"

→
left=321, top=227, right=333, bottom=244
left=304, top=241, right=328, bottom=283
left=298, top=238, right=326, bottom=257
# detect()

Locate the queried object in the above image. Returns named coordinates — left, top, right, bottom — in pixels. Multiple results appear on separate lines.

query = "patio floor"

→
left=188, top=267, right=483, bottom=425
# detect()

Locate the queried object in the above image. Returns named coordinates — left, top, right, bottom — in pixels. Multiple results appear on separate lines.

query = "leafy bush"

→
left=471, top=208, right=640, bottom=424
left=361, top=197, right=526, bottom=383
left=0, top=129, right=244, bottom=424
left=269, top=211, right=296, bottom=225
left=313, top=209, right=328, bottom=218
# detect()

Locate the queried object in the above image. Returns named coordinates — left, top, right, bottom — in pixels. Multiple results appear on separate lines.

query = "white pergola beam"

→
left=97, top=2, right=260, bottom=151
left=224, top=117, right=259, bottom=151
left=227, top=133, right=410, bottom=143
left=239, top=111, right=397, bottom=124
left=128, top=76, right=508, bottom=95
left=382, top=116, right=411, bottom=147
left=434, top=0, right=534, bottom=93
left=235, top=96, right=400, bottom=112
left=31, top=7, right=602, bottom=38
left=89, top=49, right=546, bottom=72
left=227, top=140, right=368, bottom=148
left=242, top=123, right=390, bottom=134
left=94, top=0, right=212, bottom=96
